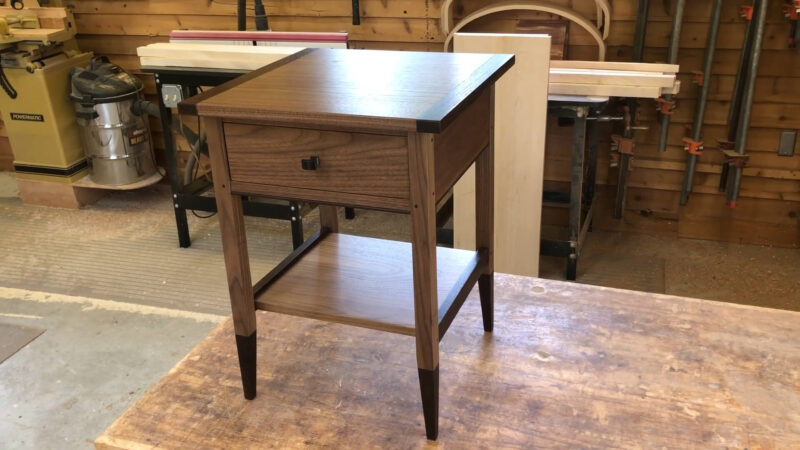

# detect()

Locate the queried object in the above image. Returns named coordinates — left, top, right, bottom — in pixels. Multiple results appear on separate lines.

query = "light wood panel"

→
left=95, top=274, right=800, bottom=449
left=453, top=33, right=551, bottom=277
left=549, top=68, right=675, bottom=87
left=550, top=59, right=679, bottom=73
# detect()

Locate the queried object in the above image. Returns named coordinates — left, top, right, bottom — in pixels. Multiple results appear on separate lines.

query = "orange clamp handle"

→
left=655, top=98, right=676, bottom=115
left=740, top=5, right=753, bottom=20
left=682, top=137, right=704, bottom=155
left=785, top=4, right=799, bottom=19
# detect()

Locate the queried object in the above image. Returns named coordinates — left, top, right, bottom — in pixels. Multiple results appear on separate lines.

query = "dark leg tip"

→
left=418, top=366, right=439, bottom=441
left=478, top=274, right=494, bottom=332
left=235, top=332, right=257, bottom=400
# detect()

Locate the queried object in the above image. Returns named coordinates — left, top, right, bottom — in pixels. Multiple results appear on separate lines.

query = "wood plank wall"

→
left=3, top=0, right=798, bottom=247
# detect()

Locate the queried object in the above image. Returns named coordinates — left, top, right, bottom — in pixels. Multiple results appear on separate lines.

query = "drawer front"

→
left=224, top=124, right=410, bottom=200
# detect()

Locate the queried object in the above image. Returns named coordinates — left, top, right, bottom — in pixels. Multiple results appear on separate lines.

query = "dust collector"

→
left=70, top=57, right=157, bottom=186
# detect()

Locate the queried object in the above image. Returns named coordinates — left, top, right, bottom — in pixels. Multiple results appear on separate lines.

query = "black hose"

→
left=0, top=66, right=17, bottom=99
left=254, top=0, right=269, bottom=30
left=237, top=0, right=246, bottom=31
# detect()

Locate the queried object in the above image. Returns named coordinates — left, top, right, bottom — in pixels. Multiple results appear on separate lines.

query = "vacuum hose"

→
left=254, top=0, right=269, bottom=30
left=237, top=0, right=246, bottom=31
left=0, top=66, right=18, bottom=99
left=132, top=100, right=208, bottom=185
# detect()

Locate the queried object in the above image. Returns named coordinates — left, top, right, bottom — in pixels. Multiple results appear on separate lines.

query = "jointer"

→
left=0, top=0, right=94, bottom=206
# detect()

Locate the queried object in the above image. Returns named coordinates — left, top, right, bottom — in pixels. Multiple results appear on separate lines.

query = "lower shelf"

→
left=254, top=232, right=481, bottom=336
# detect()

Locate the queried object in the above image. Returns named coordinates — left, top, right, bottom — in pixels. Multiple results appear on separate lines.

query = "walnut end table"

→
left=180, top=48, right=514, bottom=440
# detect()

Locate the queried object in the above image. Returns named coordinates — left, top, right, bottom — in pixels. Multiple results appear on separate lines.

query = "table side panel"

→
left=224, top=123, right=410, bottom=202
left=433, top=88, right=491, bottom=204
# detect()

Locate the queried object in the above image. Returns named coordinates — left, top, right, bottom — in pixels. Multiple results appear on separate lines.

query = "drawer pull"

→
left=301, top=156, right=321, bottom=171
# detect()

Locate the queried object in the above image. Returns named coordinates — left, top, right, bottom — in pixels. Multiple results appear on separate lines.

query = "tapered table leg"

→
left=408, top=132, right=440, bottom=440
left=206, top=118, right=258, bottom=399
left=476, top=87, right=496, bottom=332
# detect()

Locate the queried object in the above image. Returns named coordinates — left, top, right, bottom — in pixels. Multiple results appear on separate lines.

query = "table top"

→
left=180, top=48, right=514, bottom=133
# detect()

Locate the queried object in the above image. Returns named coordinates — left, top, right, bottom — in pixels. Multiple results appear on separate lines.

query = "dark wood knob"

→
left=301, top=156, right=321, bottom=170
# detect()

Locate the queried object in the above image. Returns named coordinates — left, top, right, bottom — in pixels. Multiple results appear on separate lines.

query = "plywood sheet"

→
left=453, top=33, right=550, bottom=277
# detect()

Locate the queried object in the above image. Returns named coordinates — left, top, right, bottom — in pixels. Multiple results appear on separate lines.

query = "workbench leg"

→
left=567, top=111, right=587, bottom=281
left=408, top=132, right=440, bottom=441
left=289, top=201, right=304, bottom=249
left=206, top=118, right=258, bottom=399
left=585, top=117, right=600, bottom=233
left=156, top=79, right=191, bottom=248
left=476, top=87, right=495, bottom=333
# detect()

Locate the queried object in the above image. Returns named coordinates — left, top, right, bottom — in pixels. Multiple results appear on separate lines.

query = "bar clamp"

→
left=691, top=70, right=704, bottom=87
left=655, top=97, right=676, bottom=116
left=721, top=149, right=749, bottom=169
left=610, top=134, right=635, bottom=170
left=682, top=137, right=704, bottom=155
left=740, top=5, right=754, bottom=20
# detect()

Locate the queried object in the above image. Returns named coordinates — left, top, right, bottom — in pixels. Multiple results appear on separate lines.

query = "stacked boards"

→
left=138, top=42, right=679, bottom=99
left=138, top=43, right=304, bottom=71
left=549, top=60, right=680, bottom=98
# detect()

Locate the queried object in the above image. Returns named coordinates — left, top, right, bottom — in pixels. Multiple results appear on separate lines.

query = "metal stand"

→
left=146, top=66, right=308, bottom=249
left=540, top=97, right=606, bottom=281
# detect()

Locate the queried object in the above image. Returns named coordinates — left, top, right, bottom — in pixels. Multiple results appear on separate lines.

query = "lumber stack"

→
left=137, top=43, right=304, bottom=71
left=549, top=60, right=680, bottom=98
left=137, top=43, right=679, bottom=99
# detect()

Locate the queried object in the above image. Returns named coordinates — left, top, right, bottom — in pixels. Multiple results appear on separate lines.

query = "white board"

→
left=453, top=32, right=551, bottom=277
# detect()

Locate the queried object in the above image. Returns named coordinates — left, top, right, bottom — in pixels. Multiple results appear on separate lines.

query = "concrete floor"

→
left=1, top=171, right=799, bottom=449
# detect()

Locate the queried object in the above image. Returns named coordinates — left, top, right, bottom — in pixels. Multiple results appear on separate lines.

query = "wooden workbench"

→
left=96, top=274, right=800, bottom=449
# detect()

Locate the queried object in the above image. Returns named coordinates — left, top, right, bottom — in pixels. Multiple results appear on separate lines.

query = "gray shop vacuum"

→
left=70, top=57, right=157, bottom=186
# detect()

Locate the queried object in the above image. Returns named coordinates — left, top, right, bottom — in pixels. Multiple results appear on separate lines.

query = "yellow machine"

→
left=0, top=1, right=92, bottom=185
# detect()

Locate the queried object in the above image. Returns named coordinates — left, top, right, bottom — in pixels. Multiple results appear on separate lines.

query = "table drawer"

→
left=224, top=124, right=410, bottom=200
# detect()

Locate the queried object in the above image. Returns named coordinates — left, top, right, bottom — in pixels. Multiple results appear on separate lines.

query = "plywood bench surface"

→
left=95, top=274, right=800, bottom=449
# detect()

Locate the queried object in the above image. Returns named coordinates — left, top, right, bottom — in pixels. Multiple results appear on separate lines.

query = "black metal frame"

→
left=144, top=66, right=307, bottom=249
left=540, top=98, right=605, bottom=280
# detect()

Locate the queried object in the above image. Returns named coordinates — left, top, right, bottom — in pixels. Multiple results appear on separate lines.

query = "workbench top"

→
left=179, top=48, right=514, bottom=133
left=95, top=274, right=800, bottom=449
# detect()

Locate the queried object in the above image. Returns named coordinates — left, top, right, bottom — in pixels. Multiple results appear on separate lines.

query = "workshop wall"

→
left=17, top=0, right=798, bottom=246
